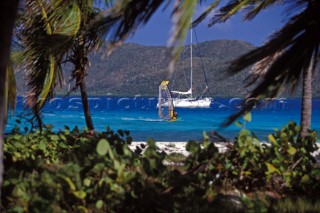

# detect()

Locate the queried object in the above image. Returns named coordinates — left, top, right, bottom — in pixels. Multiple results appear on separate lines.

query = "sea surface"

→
left=6, top=97, right=320, bottom=142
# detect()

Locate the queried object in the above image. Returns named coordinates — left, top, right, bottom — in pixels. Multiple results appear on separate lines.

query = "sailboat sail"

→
left=169, top=27, right=212, bottom=108
left=158, top=81, right=175, bottom=121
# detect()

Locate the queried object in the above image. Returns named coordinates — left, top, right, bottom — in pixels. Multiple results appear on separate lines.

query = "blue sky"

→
left=128, top=4, right=286, bottom=47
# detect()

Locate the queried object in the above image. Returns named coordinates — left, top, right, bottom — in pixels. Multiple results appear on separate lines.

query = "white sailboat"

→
left=170, top=27, right=212, bottom=108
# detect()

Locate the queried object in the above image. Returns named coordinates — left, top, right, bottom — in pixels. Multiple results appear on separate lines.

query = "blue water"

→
left=6, top=97, right=320, bottom=142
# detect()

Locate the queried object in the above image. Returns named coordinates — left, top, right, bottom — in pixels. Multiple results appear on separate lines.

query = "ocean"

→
left=6, top=97, right=320, bottom=142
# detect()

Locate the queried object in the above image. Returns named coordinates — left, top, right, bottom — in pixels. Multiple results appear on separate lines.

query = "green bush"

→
left=2, top=121, right=319, bottom=212
left=185, top=121, right=319, bottom=193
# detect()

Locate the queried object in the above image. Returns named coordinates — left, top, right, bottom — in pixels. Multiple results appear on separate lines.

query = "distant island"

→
left=15, top=40, right=320, bottom=97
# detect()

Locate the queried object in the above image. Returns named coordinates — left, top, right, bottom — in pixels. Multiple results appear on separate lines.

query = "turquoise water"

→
left=6, top=97, right=320, bottom=142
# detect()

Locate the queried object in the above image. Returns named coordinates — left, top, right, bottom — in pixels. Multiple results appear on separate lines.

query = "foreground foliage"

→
left=2, top=121, right=319, bottom=212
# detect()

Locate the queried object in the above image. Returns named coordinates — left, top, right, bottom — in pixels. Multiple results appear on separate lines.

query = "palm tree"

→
left=0, top=0, right=19, bottom=201
left=193, top=0, right=319, bottom=137
left=18, top=0, right=319, bottom=137
left=300, top=61, right=313, bottom=137
left=61, top=0, right=106, bottom=131
left=90, top=0, right=319, bottom=137
left=17, top=0, right=199, bottom=131
left=100, top=0, right=320, bottom=137
left=17, top=0, right=109, bottom=131
left=16, top=0, right=81, bottom=130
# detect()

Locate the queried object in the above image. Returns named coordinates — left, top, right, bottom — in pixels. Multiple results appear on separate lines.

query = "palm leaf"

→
left=88, top=0, right=199, bottom=77
left=193, top=0, right=220, bottom=28
left=20, top=0, right=82, bottom=113
left=168, top=0, right=197, bottom=77
left=222, top=0, right=320, bottom=126
left=209, top=0, right=286, bottom=26
left=244, top=0, right=283, bottom=20
left=90, top=0, right=164, bottom=51
left=50, top=1, right=81, bottom=36
left=209, top=0, right=251, bottom=26
left=35, top=0, right=53, bottom=34
left=36, top=55, right=56, bottom=110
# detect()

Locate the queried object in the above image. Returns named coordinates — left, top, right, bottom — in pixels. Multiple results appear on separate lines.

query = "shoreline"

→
left=130, top=142, right=235, bottom=156
left=130, top=141, right=320, bottom=157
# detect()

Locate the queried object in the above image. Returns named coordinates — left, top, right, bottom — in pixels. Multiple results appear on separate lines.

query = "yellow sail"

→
left=158, top=81, right=176, bottom=121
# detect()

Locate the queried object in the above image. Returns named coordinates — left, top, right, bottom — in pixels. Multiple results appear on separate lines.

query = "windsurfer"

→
left=172, top=111, right=178, bottom=121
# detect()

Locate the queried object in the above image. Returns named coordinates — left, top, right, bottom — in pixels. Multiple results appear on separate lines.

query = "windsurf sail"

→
left=158, top=81, right=176, bottom=121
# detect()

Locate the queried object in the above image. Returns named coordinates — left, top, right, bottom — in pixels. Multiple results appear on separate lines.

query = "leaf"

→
left=210, top=0, right=250, bottom=26
left=193, top=0, right=220, bottom=28
left=50, top=135, right=59, bottom=141
left=96, top=200, right=104, bottom=209
left=113, top=160, right=121, bottom=170
left=220, top=1, right=320, bottom=127
left=186, top=141, right=200, bottom=154
left=287, top=145, right=297, bottom=155
left=73, top=190, right=86, bottom=199
left=124, top=130, right=130, bottom=136
left=77, top=206, right=88, bottom=213
left=83, top=178, right=91, bottom=187
left=39, top=141, right=47, bottom=151
left=243, top=112, right=252, bottom=122
left=268, top=134, right=278, bottom=146
left=96, top=139, right=109, bottom=156
left=59, top=143, right=68, bottom=148
left=13, top=135, right=22, bottom=140
left=12, top=185, right=26, bottom=198
left=97, top=139, right=115, bottom=159
left=168, top=0, right=197, bottom=77
left=62, top=177, right=76, bottom=191
left=30, top=55, right=56, bottom=111
left=266, top=163, right=280, bottom=174
left=60, top=135, right=66, bottom=141
left=235, top=121, right=243, bottom=128
left=118, top=129, right=124, bottom=137
left=92, top=163, right=105, bottom=173
left=36, top=0, right=52, bottom=34
left=239, top=129, right=250, bottom=138
left=311, top=168, right=320, bottom=180
left=51, top=3, right=81, bottom=36
left=301, top=174, right=310, bottom=184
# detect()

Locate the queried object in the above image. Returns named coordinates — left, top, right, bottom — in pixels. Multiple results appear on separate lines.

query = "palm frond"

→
left=193, top=0, right=220, bottom=28
left=49, top=1, right=81, bottom=36
left=168, top=0, right=197, bottom=77
left=89, top=0, right=198, bottom=77
left=222, top=0, right=320, bottom=126
left=244, top=0, right=283, bottom=20
left=32, top=55, right=56, bottom=110
left=244, top=51, right=282, bottom=87
left=209, top=0, right=252, bottom=26
left=209, top=0, right=286, bottom=26
left=88, top=0, right=164, bottom=51
left=18, top=0, right=83, bottom=113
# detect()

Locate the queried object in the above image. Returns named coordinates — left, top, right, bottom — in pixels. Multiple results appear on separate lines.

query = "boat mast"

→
left=190, top=24, right=193, bottom=99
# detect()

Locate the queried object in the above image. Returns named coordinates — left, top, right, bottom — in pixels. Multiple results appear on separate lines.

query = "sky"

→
left=128, top=3, right=286, bottom=47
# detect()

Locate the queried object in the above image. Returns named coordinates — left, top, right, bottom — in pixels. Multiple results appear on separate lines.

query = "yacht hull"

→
left=173, top=98, right=211, bottom=108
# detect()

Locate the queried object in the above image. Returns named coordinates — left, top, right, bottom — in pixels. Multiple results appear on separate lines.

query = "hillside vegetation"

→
left=15, top=40, right=320, bottom=97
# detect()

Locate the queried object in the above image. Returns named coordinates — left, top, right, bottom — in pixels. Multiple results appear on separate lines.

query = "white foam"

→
left=121, top=117, right=163, bottom=122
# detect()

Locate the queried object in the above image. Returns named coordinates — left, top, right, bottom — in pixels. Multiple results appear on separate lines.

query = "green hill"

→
left=15, top=40, right=320, bottom=97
